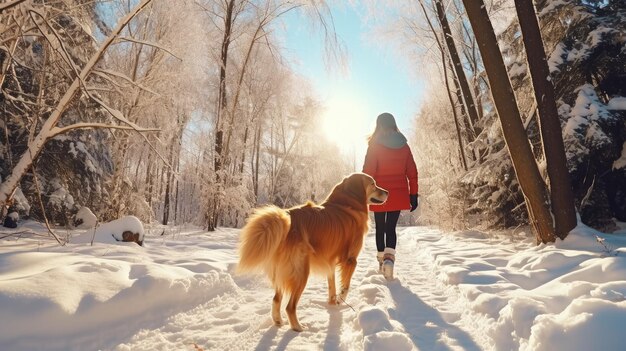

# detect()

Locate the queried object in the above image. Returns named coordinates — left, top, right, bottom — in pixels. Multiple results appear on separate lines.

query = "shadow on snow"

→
left=388, top=281, right=481, bottom=351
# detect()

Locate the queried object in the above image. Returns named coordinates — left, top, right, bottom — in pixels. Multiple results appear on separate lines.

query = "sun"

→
left=321, top=95, right=372, bottom=155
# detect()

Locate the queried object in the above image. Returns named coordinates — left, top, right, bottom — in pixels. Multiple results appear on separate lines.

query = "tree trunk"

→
left=447, top=55, right=484, bottom=164
left=208, top=0, right=236, bottom=231
left=442, top=48, right=469, bottom=171
left=145, top=151, right=153, bottom=203
left=252, top=122, right=261, bottom=200
left=158, top=162, right=165, bottom=209
left=515, top=0, right=577, bottom=239
left=162, top=136, right=176, bottom=225
left=239, top=124, right=249, bottom=174
left=461, top=0, right=556, bottom=244
left=224, top=22, right=264, bottom=158
left=112, top=140, right=130, bottom=218
left=173, top=133, right=182, bottom=224
left=162, top=168, right=171, bottom=225
left=416, top=0, right=473, bottom=166
left=214, top=0, right=235, bottom=171
left=174, top=171, right=179, bottom=224
left=435, top=0, right=481, bottom=137
left=455, top=2, right=485, bottom=123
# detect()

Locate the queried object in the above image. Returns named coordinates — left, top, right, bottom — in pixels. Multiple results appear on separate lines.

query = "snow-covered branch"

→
left=28, top=8, right=83, bottom=79
left=115, top=36, right=182, bottom=61
left=92, top=69, right=160, bottom=96
left=0, top=0, right=156, bottom=206
left=50, top=123, right=160, bottom=137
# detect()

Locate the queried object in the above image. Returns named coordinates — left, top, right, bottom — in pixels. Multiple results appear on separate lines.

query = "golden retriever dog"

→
left=237, top=173, right=388, bottom=332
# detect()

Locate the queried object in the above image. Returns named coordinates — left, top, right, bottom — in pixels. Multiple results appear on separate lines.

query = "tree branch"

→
left=114, top=36, right=182, bottom=61
left=92, top=68, right=160, bottom=96
left=50, top=123, right=160, bottom=137
left=0, top=0, right=155, bottom=206
left=0, top=0, right=28, bottom=14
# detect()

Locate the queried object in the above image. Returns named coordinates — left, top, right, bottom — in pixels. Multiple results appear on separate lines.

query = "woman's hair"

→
left=367, top=112, right=399, bottom=145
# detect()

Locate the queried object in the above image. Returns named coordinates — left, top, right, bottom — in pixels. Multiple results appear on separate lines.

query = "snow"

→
left=69, top=142, right=79, bottom=158
left=1, top=221, right=626, bottom=350
left=68, top=141, right=102, bottom=175
left=608, top=96, right=626, bottom=110
left=508, top=63, right=527, bottom=78
left=74, top=206, right=97, bottom=229
left=614, top=142, right=626, bottom=170
left=49, top=186, right=75, bottom=208
left=547, top=23, right=616, bottom=74
left=70, top=216, right=144, bottom=244
left=561, top=84, right=615, bottom=169
left=548, top=43, right=566, bottom=73
left=587, top=27, right=616, bottom=48
left=538, top=0, right=570, bottom=17
left=100, top=215, right=144, bottom=242
left=12, top=187, right=31, bottom=214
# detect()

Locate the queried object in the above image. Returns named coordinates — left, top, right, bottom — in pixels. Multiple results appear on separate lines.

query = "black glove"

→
left=410, top=194, right=418, bottom=212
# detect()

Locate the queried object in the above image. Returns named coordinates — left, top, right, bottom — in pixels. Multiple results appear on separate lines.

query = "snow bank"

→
left=2, top=223, right=626, bottom=350
left=71, top=216, right=144, bottom=245
left=99, top=216, right=144, bottom=241
left=0, top=228, right=238, bottom=351
left=526, top=298, right=626, bottom=351
left=74, top=207, right=97, bottom=229
left=421, top=223, right=626, bottom=351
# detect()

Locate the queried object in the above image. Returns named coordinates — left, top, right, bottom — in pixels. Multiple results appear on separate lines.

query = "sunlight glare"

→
left=321, top=95, right=372, bottom=156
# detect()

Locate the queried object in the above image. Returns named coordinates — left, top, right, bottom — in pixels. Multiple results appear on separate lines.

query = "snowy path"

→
left=4, top=222, right=625, bottom=350
left=116, top=227, right=485, bottom=351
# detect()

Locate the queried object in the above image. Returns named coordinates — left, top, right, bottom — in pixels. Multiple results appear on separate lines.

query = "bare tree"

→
left=200, top=0, right=344, bottom=230
left=202, top=0, right=242, bottom=230
left=434, top=0, right=481, bottom=141
left=416, top=0, right=469, bottom=170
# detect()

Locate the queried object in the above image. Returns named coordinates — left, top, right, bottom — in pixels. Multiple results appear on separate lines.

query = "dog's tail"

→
left=237, top=205, right=291, bottom=274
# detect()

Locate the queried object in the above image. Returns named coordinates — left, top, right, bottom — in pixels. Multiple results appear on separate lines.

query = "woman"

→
left=362, top=112, right=419, bottom=280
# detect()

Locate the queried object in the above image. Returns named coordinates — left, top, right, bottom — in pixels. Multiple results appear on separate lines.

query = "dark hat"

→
left=376, top=113, right=397, bottom=129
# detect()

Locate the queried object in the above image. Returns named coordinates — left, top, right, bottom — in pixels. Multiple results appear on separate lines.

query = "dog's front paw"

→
left=290, top=323, right=304, bottom=332
left=328, top=295, right=339, bottom=305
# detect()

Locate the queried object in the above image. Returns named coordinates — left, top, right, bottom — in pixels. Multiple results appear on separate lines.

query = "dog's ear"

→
left=326, top=177, right=345, bottom=201
left=344, top=174, right=367, bottom=202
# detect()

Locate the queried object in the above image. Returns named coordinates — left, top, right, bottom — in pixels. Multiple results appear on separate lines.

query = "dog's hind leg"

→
left=272, top=290, right=283, bottom=326
left=285, top=266, right=309, bottom=332
left=339, top=257, right=357, bottom=301
left=327, top=272, right=337, bottom=305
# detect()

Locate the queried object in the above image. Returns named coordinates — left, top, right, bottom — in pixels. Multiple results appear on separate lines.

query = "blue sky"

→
left=281, top=2, right=425, bottom=161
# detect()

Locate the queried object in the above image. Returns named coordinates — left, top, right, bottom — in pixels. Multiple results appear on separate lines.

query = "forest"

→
left=2, top=1, right=626, bottom=350
left=1, top=0, right=625, bottom=243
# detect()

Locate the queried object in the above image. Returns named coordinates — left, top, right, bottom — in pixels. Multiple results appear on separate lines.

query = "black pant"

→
left=374, top=211, right=400, bottom=252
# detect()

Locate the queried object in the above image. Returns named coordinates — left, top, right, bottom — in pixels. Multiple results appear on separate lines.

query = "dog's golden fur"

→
left=237, top=173, right=388, bottom=331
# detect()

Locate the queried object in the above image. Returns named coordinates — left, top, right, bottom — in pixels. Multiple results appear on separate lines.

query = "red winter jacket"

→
left=362, top=135, right=419, bottom=212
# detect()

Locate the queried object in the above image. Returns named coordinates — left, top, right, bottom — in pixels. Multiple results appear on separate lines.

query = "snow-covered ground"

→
left=1, top=220, right=626, bottom=351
